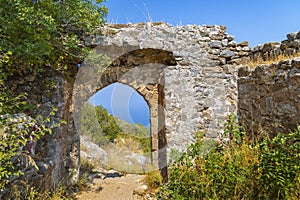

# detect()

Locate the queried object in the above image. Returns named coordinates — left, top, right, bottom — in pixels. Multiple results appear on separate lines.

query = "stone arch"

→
left=72, top=46, right=177, bottom=179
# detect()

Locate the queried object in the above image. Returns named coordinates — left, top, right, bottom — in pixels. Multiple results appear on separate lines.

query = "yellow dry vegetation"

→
left=243, top=52, right=300, bottom=68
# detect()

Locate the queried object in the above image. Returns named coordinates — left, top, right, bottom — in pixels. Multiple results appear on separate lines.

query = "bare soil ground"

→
left=75, top=170, right=147, bottom=200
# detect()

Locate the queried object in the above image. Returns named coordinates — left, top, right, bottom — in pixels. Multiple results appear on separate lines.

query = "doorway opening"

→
left=73, top=48, right=175, bottom=180
left=80, top=82, right=153, bottom=173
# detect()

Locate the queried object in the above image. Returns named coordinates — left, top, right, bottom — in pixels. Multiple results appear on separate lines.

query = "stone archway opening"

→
left=81, top=82, right=152, bottom=173
left=73, top=47, right=177, bottom=180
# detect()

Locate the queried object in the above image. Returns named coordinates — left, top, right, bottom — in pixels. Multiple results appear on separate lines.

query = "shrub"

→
left=0, top=111, right=59, bottom=189
left=0, top=112, right=66, bottom=199
left=257, top=127, right=300, bottom=199
left=158, top=116, right=300, bottom=200
left=144, top=170, right=163, bottom=192
left=81, top=103, right=122, bottom=144
left=77, top=158, right=96, bottom=191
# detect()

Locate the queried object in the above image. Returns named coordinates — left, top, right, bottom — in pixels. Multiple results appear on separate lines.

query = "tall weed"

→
left=158, top=116, right=300, bottom=200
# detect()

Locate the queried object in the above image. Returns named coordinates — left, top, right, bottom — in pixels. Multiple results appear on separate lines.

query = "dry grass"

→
left=143, top=170, right=163, bottom=193
left=99, top=134, right=153, bottom=174
left=115, top=134, right=146, bottom=154
left=5, top=183, right=73, bottom=200
left=243, top=52, right=300, bottom=68
left=104, top=144, right=153, bottom=174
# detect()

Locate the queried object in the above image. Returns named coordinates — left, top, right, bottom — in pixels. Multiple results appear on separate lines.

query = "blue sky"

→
left=105, top=0, right=300, bottom=46
left=89, top=83, right=150, bottom=127
left=90, top=0, right=300, bottom=126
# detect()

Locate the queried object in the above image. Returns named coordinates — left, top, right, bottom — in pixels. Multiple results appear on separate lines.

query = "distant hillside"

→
left=114, top=117, right=150, bottom=138
left=81, top=102, right=150, bottom=146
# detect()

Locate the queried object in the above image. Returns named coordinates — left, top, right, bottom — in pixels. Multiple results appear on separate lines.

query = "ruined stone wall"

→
left=238, top=57, right=300, bottom=136
left=250, top=30, right=300, bottom=61
left=7, top=21, right=300, bottom=191
left=91, top=22, right=251, bottom=153
left=4, top=69, right=78, bottom=191
left=238, top=31, right=300, bottom=136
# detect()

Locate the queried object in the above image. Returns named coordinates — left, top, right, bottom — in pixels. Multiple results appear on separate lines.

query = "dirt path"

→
left=76, top=170, right=148, bottom=200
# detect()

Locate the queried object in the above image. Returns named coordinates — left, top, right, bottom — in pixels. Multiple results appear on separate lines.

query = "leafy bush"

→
left=0, top=0, right=107, bottom=76
left=0, top=76, right=63, bottom=197
left=158, top=116, right=300, bottom=200
left=0, top=1, right=107, bottom=198
left=0, top=110, right=60, bottom=190
left=81, top=103, right=122, bottom=144
left=95, top=105, right=123, bottom=142
left=81, top=103, right=110, bottom=146
left=257, top=127, right=300, bottom=199
left=81, top=103, right=151, bottom=153
left=144, top=170, right=163, bottom=192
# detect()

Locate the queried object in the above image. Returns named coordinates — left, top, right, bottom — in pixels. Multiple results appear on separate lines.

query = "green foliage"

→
left=0, top=90, right=28, bottom=115
left=95, top=105, right=122, bottom=142
left=81, top=102, right=151, bottom=158
left=0, top=1, right=106, bottom=195
left=0, top=108, right=60, bottom=190
left=144, top=170, right=163, bottom=192
left=6, top=184, right=73, bottom=200
left=0, top=0, right=107, bottom=77
left=258, top=127, right=300, bottom=199
left=168, top=148, right=181, bottom=164
left=0, top=73, right=62, bottom=193
left=115, top=118, right=151, bottom=153
left=81, top=103, right=122, bottom=144
left=80, top=158, right=96, bottom=175
left=158, top=116, right=300, bottom=200
left=116, top=118, right=150, bottom=138
left=137, top=136, right=151, bottom=154
left=224, top=115, right=246, bottom=145
left=81, top=102, right=110, bottom=146
left=81, top=103, right=151, bottom=153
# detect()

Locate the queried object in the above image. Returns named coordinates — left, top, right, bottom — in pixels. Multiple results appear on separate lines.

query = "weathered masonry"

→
left=73, top=23, right=245, bottom=175
left=8, top=22, right=300, bottom=190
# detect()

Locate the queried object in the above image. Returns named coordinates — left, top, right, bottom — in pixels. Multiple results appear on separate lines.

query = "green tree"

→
left=81, top=103, right=123, bottom=144
left=0, top=0, right=107, bottom=195
left=81, top=103, right=151, bottom=153
left=81, top=102, right=109, bottom=145
left=0, top=0, right=107, bottom=77
left=95, top=105, right=122, bottom=142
